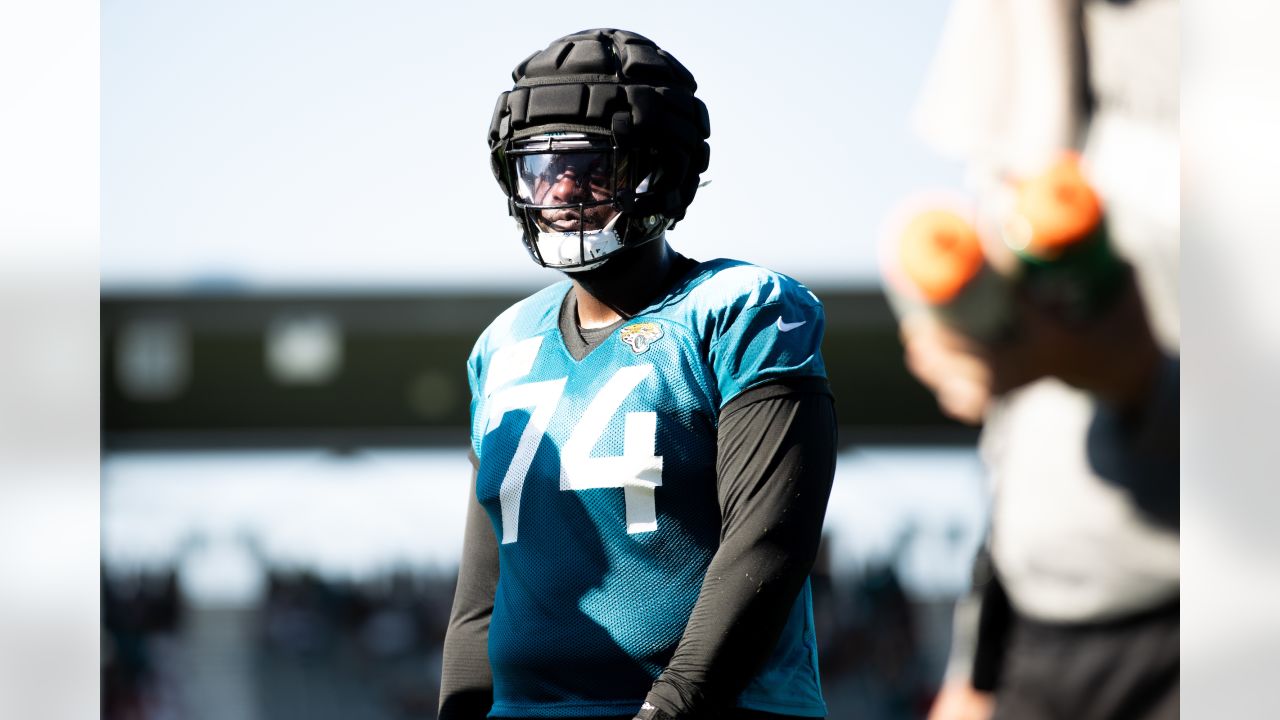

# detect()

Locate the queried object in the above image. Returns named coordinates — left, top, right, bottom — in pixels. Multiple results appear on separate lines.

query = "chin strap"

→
left=534, top=210, right=629, bottom=271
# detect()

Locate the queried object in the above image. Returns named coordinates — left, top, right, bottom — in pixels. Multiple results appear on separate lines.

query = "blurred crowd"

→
left=103, top=532, right=957, bottom=720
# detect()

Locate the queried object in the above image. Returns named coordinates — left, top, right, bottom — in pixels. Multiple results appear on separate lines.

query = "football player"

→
left=439, top=29, right=837, bottom=720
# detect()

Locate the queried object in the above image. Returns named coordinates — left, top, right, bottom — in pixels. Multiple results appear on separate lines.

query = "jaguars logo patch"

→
left=619, top=322, right=663, bottom=354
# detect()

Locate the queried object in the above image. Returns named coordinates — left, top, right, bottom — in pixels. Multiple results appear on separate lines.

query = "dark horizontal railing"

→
left=102, top=288, right=976, bottom=450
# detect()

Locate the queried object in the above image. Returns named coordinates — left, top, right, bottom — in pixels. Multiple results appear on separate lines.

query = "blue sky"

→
left=102, top=1, right=962, bottom=292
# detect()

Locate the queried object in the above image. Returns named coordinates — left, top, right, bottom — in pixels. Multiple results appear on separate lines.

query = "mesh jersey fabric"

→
left=466, top=258, right=829, bottom=718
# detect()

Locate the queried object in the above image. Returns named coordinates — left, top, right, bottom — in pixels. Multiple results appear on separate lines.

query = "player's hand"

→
left=927, top=680, right=994, bottom=720
left=901, top=272, right=1161, bottom=424
left=900, top=309, right=1044, bottom=425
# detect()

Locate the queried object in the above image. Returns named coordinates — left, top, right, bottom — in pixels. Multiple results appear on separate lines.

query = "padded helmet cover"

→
left=488, top=29, right=711, bottom=224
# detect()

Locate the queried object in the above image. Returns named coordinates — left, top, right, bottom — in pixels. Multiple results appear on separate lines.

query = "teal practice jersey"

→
left=467, top=258, right=829, bottom=718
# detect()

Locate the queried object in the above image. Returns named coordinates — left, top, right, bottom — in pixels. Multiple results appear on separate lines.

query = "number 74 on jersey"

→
left=482, top=339, right=663, bottom=544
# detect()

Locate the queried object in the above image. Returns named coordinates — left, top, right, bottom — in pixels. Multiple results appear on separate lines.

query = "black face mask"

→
left=505, top=132, right=671, bottom=272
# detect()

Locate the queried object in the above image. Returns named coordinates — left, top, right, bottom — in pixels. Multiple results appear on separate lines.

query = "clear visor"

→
left=510, top=135, right=653, bottom=234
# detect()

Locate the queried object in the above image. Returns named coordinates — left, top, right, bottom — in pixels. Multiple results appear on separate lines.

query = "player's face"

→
left=522, top=152, right=629, bottom=233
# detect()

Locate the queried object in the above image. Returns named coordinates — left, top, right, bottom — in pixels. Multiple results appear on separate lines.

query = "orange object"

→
left=898, top=208, right=985, bottom=304
left=1015, top=153, right=1103, bottom=258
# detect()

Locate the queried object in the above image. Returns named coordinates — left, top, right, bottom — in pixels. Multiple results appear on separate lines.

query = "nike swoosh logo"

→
left=775, top=318, right=807, bottom=332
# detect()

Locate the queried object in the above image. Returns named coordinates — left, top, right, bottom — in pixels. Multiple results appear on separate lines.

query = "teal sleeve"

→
left=708, top=283, right=826, bottom=407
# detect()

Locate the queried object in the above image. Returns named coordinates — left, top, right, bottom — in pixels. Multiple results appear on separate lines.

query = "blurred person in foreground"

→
left=438, top=29, right=837, bottom=720
left=903, top=1, right=1180, bottom=719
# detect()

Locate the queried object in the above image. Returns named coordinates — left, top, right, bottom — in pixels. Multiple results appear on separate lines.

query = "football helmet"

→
left=488, top=29, right=711, bottom=271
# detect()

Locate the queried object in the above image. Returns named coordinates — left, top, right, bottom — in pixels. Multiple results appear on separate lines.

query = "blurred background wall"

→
left=101, top=3, right=987, bottom=719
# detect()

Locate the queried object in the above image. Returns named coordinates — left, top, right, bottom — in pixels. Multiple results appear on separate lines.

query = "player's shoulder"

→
left=671, top=257, right=823, bottom=319
left=470, top=281, right=569, bottom=363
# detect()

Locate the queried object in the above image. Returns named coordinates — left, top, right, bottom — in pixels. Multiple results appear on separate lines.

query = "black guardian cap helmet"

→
left=488, top=29, right=711, bottom=271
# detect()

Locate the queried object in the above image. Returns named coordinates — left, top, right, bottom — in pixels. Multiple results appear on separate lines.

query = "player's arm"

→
left=438, top=453, right=497, bottom=720
left=902, top=274, right=1178, bottom=525
left=638, top=376, right=837, bottom=719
